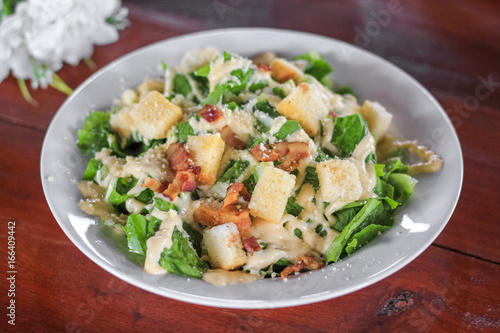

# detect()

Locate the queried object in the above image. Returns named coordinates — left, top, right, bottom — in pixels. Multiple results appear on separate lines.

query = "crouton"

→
left=271, top=58, right=303, bottom=83
left=359, top=100, right=393, bottom=139
left=249, top=166, right=296, bottom=224
left=317, top=159, right=362, bottom=204
left=186, top=134, right=225, bottom=186
left=137, top=78, right=165, bottom=101
left=129, top=90, right=182, bottom=140
left=110, top=107, right=135, bottom=140
left=203, top=223, right=247, bottom=270
left=276, top=83, right=329, bottom=136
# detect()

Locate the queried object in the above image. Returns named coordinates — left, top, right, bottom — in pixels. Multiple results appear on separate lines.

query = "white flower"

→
left=0, top=0, right=128, bottom=88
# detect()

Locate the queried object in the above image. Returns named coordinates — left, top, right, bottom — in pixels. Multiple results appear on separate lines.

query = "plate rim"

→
left=40, top=27, right=464, bottom=308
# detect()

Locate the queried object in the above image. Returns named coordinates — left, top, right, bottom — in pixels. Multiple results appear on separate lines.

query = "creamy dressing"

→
left=347, top=134, right=377, bottom=200
left=203, top=269, right=262, bottom=286
left=245, top=218, right=317, bottom=270
left=144, top=210, right=184, bottom=274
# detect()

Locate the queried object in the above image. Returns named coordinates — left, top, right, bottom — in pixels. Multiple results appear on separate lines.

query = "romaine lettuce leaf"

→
left=345, top=224, right=390, bottom=255
left=159, top=226, right=208, bottom=278
left=125, top=214, right=148, bottom=255
left=274, top=120, right=301, bottom=140
left=331, top=113, right=369, bottom=156
left=176, top=121, right=194, bottom=143
left=324, top=198, right=380, bottom=263
left=82, top=158, right=102, bottom=181
left=173, top=74, right=192, bottom=97
left=218, top=159, right=250, bottom=183
left=293, top=51, right=332, bottom=82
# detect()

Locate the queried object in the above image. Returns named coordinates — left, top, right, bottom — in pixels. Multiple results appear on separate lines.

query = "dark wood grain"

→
left=1, top=0, right=499, bottom=331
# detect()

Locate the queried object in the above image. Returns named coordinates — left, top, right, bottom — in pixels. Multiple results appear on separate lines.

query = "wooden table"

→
left=1, top=0, right=499, bottom=331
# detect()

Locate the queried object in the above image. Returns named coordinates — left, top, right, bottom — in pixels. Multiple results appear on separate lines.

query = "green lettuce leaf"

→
left=82, top=158, right=102, bottom=181
left=345, top=224, right=390, bottom=255
left=159, top=226, right=208, bottom=278
left=331, top=113, right=369, bottom=156
left=173, top=74, right=192, bottom=97
left=324, top=198, right=380, bottom=263
left=218, top=159, right=250, bottom=183
left=177, top=121, right=194, bottom=143
left=125, top=214, right=148, bottom=255
left=303, top=166, right=320, bottom=191
left=293, top=51, right=332, bottom=82
left=286, top=197, right=303, bottom=217
left=274, top=120, right=301, bottom=140
left=387, top=173, right=417, bottom=203
left=154, top=198, right=178, bottom=212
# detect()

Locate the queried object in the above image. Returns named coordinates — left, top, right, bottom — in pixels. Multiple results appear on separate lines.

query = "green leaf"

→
left=229, top=68, right=254, bottom=94
left=324, top=198, right=380, bottom=263
left=173, top=74, right=192, bottom=97
left=194, top=64, right=210, bottom=77
left=294, top=228, right=303, bottom=239
left=189, top=73, right=209, bottom=96
left=345, top=224, right=390, bottom=255
left=218, top=159, right=250, bottom=183
left=159, top=226, right=208, bottom=278
left=249, top=80, right=268, bottom=93
left=293, top=51, right=333, bottom=82
left=331, top=113, right=369, bottom=156
left=154, top=198, right=178, bottom=212
left=304, top=166, right=320, bottom=191
left=126, top=214, right=148, bottom=255
left=227, top=101, right=238, bottom=110
left=253, top=100, right=280, bottom=118
left=335, top=85, right=358, bottom=98
left=387, top=173, right=418, bottom=203
left=286, top=197, right=304, bottom=217
left=183, top=222, right=203, bottom=256
left=384, top=158, right=409, bottom=181
left=272, top=87, right=286, bottom=99
left=135, top=188, right=154, bottom=203
left=77, top=111, right=114, bottom=156
left=247, top=137, right=264, bottom=149
left=176, top=121, right=194, bottom=143
left=108, top=176, right=138, bottom=206
left=274, top=120, right=301, bottom=140
left=315, top=148, right=333, bottom=162
left=204, top=83, right=230, bottom=105
left=82, top=158, right=102, bottom=181
left=223, top=51, right=232, bottom=62
left=274, top=258, right=293, bottom=267
left=146, top=215, right=163, bottom=238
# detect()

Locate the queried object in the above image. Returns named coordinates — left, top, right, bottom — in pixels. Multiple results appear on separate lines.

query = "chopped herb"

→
left=177, top=121, right=194, bottom=143
left=286, top=197, right=304, bottom=217
left=294, top=228, right=303, bottom=239
left=273, top=87, right=286, bottom=99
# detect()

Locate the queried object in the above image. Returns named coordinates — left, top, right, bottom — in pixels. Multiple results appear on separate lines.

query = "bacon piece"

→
left=198, top=104, right=223, bottom=123
left=162, top=170, right=196, bottom=201
left=328, top=110, right=338, bottom=119
left=142, top=177, right=161, bottom=192
left=222, top=183, right=245, bottom=210
left=281, top=255, right=324, bottom=279
left=257, top=63, right=272, bottom=72
left=142, top=178, right=170, bottom=193
left=240, top=186, right=252, bottom=202
left=250, top=143, right=281, bottom=162
left=189, top=165, right=201, bottom=175
left=287, top=142, right=310, bottom=161
left=166, top=143, right=190, bottom=172
left=220, top=125, right=247, bottom=150
left=242, top=236, right=261, bottom=255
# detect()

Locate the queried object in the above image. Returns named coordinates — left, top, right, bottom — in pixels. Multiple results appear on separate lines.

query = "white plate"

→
left=40, top=28, right=463, bottom=308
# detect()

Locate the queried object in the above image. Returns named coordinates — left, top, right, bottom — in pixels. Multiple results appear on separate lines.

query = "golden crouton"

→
left=110, top=107, right=135, bottom=140
left=359, top=100, right=393, bottom=139
left=186, top=134, right=225, bottom=186
left=203, top=223, right=247, bottom=270
left=129, top=90, right=182, bottom=140
left=137, top=78, right=165, bottom=101
left=317, top=159, right=362, bottom=204
left=271, top=58, right=303, bottom=83
left=276, top=83, right=329, bottom=136
left=249, top=166, right=296, bottom=224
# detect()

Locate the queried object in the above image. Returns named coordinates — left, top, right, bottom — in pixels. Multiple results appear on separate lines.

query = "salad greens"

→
left=75, top=48, right=437, bottom=283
